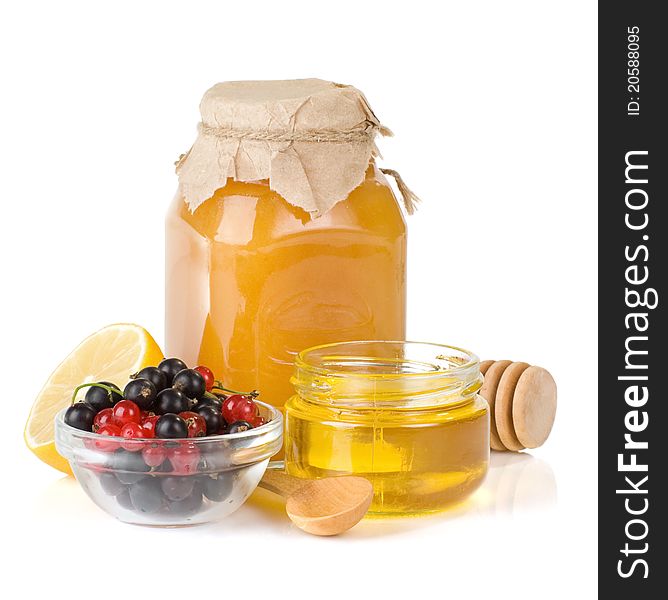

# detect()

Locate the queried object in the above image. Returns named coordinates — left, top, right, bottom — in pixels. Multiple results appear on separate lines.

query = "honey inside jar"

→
left=284, top=341, right=489, bottom=515
left=165, top=164, right=407, bottom=408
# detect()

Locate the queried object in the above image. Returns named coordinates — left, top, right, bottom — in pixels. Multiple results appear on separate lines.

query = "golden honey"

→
left=285, top=341, right=489, bottom=515
left=165, top=164, right=406, bottom=408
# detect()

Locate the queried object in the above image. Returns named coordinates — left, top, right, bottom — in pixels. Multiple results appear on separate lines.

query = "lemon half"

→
left=24, top=323, right=164, bottom=474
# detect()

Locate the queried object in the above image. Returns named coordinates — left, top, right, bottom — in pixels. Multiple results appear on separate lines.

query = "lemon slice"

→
left=25, top=323, right=164, bottom=475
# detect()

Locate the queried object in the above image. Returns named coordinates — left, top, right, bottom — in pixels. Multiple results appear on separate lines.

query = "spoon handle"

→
left=258, top=469, right=308, bottom=498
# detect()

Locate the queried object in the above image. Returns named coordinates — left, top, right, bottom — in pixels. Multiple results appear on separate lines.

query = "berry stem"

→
left=71, top=382, right=119, bottom=404
left=212, top=381, right=259, bottom=398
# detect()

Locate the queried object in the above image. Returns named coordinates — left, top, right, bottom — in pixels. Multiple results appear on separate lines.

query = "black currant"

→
left=117, top=472, right=148, bottom=486
left=98, top=472, right=125, bottom=497
left=85, top=382, right=122, bottom=411
left=172, top=369, right=206, bottom=399
left=154, top=388, right=189, bottom=415
left=167, top=483, right=203, bottom=517
left=64, top=402, right=97, bottom=431
left=116, top=489, right=134, bottom=510
left=160, top=476, right=195, bottom=501
left=112, top=448, right=150, bottom=484
left=157, top=358, right=188, bottom=386
left=201, top=473, right=233, bottom=502
left=227, top=420, right=253, bottom=433
left=123, top=378, right=157, bottom=410
left=194, top=395, right=223, bottom=412
left=132, top=367, right=168, bottom=393
left=155, top=413, right=188, bottom=439
left=129, top=477, right=163, bottom=514
left=194, top=405, right=223, bottom=435
left=101, top=381, right=123, bottom=404
left=155, top=457, right=174, bottom=472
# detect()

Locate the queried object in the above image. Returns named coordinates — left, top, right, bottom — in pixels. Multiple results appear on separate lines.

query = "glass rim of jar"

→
left=291, top=340, right=482, bottom=409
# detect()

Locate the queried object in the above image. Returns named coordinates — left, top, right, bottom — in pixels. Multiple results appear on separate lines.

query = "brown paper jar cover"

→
left=175, top=79, right=392, bottom=216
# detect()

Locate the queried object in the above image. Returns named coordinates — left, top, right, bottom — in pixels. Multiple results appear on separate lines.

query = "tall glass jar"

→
left=285, top=341, right=489, bottom=515
left=165, top=80, right=410, bottom=411
left=166, top=164, right=406, bottom=407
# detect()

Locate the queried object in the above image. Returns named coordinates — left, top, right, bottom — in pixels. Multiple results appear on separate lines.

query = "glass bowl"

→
left=55, top=400, right=282, bottom=526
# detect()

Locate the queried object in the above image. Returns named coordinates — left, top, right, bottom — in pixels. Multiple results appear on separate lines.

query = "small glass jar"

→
left=284, top=341, right=489, bottom=515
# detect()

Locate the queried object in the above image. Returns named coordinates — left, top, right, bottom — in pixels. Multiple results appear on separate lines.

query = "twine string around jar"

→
left=379, top=168, right=420, bottom=215
left=190, top=121, right=420, bottom=214
left=198, top=120, right=393, bottom=143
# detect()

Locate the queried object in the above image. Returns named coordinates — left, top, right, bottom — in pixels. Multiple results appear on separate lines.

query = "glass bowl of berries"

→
left=54, top=359, right=283, bottom=526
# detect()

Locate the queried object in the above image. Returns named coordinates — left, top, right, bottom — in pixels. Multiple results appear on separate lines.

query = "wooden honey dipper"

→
left=479, top=360, right=557, bottom=452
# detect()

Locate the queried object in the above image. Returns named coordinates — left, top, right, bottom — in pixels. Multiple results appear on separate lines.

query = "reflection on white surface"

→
left=471, top=451, right=558, bottom=515
left=332, top=451, right=558, bottom=538
left=32, top=475, right=103, bottom=523
left=32, top=451, right=557, bottom=539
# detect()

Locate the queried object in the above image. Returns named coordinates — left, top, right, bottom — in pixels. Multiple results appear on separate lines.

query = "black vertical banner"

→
left=599, top=2, right=667, bottom=595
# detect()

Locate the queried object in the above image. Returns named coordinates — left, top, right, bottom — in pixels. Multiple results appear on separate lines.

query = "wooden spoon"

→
left=258, top=470, right=373, bottom=536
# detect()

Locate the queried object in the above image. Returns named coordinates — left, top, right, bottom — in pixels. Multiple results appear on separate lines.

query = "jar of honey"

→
left=166, top=80, right=414, bottom=409
left=284, top=341, right=489, bottom=515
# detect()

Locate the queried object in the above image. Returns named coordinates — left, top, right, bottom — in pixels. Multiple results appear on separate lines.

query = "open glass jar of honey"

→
left=166, top=80, right=415, bottom=410
left=284, top=341, right=489, bottom=515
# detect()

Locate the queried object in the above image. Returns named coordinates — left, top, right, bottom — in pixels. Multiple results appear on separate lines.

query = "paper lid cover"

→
left=176, top=79, right=390, bottom=216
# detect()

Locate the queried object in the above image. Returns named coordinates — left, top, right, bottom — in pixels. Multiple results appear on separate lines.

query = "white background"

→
left=0, top=1, right=597, bottom=598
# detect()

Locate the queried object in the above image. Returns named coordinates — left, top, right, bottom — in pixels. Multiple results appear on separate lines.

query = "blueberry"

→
left=85, top=382, right=122, bottom=411
left=155, top=413, right=188, bottom=439
left=129, top=477, right=164, bottom=514
left=123, top=378, right=157, bottom=411
left=154, top=388, right=189, bottom=415
left=160, top=476, right=195, bottom=501
left=194, top=405, right=223, bottom=435
left=64, top=403, right=97, bottom=431
left=157, top=358, right=188, bottom=386
left=98, top=472, right=125, bottom=496
left=202, top=473, right=234, bottom=502
left=133, top=367, right=168, bottom=393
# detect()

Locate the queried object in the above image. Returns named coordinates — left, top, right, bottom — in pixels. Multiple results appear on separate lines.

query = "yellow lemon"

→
left=24, top=324, right=164, bottom=475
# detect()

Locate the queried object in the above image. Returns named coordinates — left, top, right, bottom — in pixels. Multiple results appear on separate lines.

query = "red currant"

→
left=168, top=443, right=201, bottom=475
left=141, top=414, right=159, bottom=438
left=221, top=394, right=245, bottom=424
left=113, top=399, right=141, bottom=426
left=93, top=423, right=122, bottom=452
left=120, top=421, right=148, bottom=451
left=178, top=411, right=207, bottom=438
left=231, top=397, right=258, bottom=423
left=248, top=414, right=265, bottom=428
left=141, top=443, right=166, bottom=467
left=194, top=366, right=215, bottom=392
left=93, top=407, right=115, bottom=432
